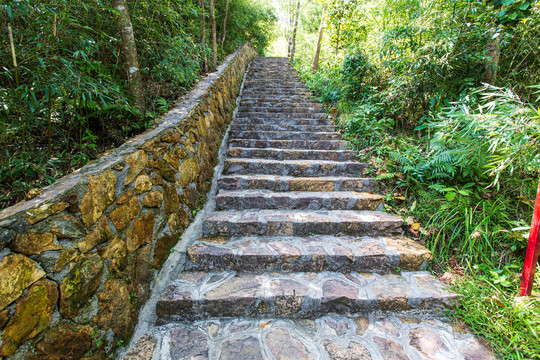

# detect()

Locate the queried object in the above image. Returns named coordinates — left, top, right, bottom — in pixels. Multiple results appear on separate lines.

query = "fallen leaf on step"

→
left=411, top=223, right=421, bottom=231
left=439, top=272, right=456, bottom=284
left=259, top=321, right=271, bottom=330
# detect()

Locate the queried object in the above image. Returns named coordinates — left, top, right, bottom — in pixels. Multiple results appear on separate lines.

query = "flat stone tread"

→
left=215, top=190, right=383, bottom=211
left=226, top=148, right=357, bottom=161
left=156, top=270, right=459, bottom=320
left=217, top=175, right=377, bottom=192
left=132, top=315, right=495, bottom=360
left=227, top=130, right=342, bottom=141
left=187, top=235, right=432, bottom=272
left=202, top=209, right=403, bottom=237
left=229, top=124, right=336, bottom=132
left=228, top=139, right=348, bottom=150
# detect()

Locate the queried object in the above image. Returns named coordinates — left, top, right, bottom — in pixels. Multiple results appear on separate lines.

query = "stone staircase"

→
left=124, top=58, right=494, bottom=360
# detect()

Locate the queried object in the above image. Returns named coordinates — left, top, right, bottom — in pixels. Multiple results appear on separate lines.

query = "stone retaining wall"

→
left=0, top=43, right=257, bottom=359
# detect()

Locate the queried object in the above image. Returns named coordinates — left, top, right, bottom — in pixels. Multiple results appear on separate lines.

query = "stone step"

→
left=238, top=105, right=322, bottom=112
left=131, top=315, right=493, bottom=360
left=202, top=210, right=403, bottom=237
left=217, top=175, right=377, bottom=192
left=237, top=111, right=327, bottom=119
left=226, top=148, right=357, bottom=161
left=243, top=83, right=307, bottom=88
left=229, top=124, right=336, bottom=132
left=234, top=117, right=330, bottom=126
left=156, top=270, right=458, bottom=321
left=215, top=190, right=383, bottom=211
left=186, top=235, right=431, bottom=273
left=228, top=139, right=347, bottom=150
left=241, top=91, right=313, bottom=97
left=223, top=158, right=367, bottom=177
left=240, top=97, right=321, bottom=104
left=228, top=131, right=342, bottom=141
left=237, top=108, right=320, bottom=115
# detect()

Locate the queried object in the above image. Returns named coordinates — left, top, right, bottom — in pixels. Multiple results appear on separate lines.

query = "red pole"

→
left=519, top=179, right=540, bottom=296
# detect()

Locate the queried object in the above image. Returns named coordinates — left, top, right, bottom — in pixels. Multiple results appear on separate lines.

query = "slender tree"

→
left=287, top=0, right=294, bottom=59
left=289, top=0, right=301, bottom=62
left=200, top=0, right=208, bottom=73
left=113, top=0, right=145, bottom=114
left=209, top=0, right=218, bottom=71
left=220, top=0, right=230, bottom=51
left=334, top=22, right=341, bottom=55
left=312, top=5, right=326, bottom=73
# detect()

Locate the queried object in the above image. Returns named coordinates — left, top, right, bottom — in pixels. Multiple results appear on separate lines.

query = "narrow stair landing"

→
left=124, top=58, right=494, bottom=360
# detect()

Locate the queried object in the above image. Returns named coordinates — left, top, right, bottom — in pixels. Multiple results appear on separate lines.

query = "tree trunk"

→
left=200, top=0, right=208, bottom=73
left=483, top=34, right=501, bottom=84
left=287, top=0, right=293, bottom=59
left=209, top=0, right=217, bottom=71
left=220, top=0, right=230, bottom=51
left=113, top=0, right=145, bottom=115
left=312, top=6, right=326, bottom=73
left=335, top=23, right=341, bottom=56
left=289, top=0, right=301, bottom=62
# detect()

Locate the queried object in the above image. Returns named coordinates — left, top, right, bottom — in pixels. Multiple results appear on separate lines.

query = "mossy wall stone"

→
left=0, top=43, right=257, bottom=358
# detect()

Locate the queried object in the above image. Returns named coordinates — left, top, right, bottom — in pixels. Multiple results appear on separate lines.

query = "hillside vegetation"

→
left=0, top=0, right=276, bottom=208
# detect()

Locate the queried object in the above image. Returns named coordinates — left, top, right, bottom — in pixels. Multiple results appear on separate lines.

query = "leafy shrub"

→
left=340, top=51, right=376, bottom=100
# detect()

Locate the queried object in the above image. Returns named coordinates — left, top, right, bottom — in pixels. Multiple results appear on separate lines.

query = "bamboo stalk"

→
left=8, top=24, right=27, bottom=181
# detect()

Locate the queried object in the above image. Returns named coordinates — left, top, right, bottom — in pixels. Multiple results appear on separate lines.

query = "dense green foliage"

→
left=0, top=0, right=275, bottom=208
left=286, top=0, right=540, bottom=357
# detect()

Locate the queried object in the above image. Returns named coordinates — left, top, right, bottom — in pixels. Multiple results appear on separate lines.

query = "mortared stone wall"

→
left=0, top=43, right=257, bottom=359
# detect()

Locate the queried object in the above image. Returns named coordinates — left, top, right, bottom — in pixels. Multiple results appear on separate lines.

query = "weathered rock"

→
left=267, top=328, right=313, bottom=360
left=153, top=234, right=178, bottom=269
left=220, top=336, right=263, bottom=360
left=50, top=215, right=86, bottom=239
left=26, top=202, right=69, bottom=224
left=163, top=183, right=180, bottom=214
left=59, top=253, right=104, bottom=318
left=458, top=337, right=495, bottom=360
left=54, top=248, right=79, bottom=272
left=10, top=232, right=62, bottom=255
left=0, top=309, right=8, bottom=329
left=80, top=170, right=117, bottom=227
left=178, top=157, right=200, bottom=188
left=163, top=152, right=180, bottom=170
left=109, top=196, right=140, bottom=231
left=154, top=158, right=176, bottom=182
left=125, top=150, right=148, bottom=185
left=325, top=318, right=349, bottom=336
left=181, top=188, right=200, bottom=211
left=373, top=336, right=410, bottom=360
left=34, top=321, right=93, bottom=360
left=0, top=227, right=14, bottom=251
left=168, top=207, right=189, bottom=233
left=117, top=189, right=134, bottom=205
left=102, top=235, right=128, bottom=274
left=322, top=340, right=371, bottom=360
left=354, top=317, right=370, bottom=335
left=0, top=279, right=58, bottom=356
left=125, top=245, right=153, bottom=308
left=142, top=191, right=163, bottom=208
left=126, top=211, right=155, bottom=253
left=169, top=326, right=208, bottom=359
left=77, top=216, right=112, bottom=253
left=0, top=254, right=45, bottom=310
left=151, top=174, right=164, bottom=185
left=122, top=335, right=157, bottom=360
left=409, top=327, right=448, bottom=359
left=95, top=279, right=135, bottom=338
left=134, top=175, right=152, bottom=194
